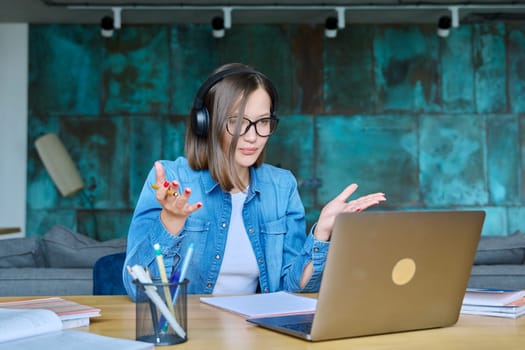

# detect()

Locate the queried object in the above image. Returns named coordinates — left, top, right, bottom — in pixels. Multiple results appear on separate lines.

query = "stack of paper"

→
left=200, top=291, right=317, bottom=318
left=461, top=288, right=525, bottom=318
left=0, top=297, right=101, bottom=328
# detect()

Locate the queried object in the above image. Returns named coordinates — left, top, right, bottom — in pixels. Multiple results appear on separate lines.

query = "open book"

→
left=0, top=297, right=101, bottom=329
left=0, top=308, right=153, bottom=350
left=200, top=291, right=317, bottom=318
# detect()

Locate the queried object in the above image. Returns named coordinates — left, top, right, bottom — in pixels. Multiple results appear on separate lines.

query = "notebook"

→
left=247, top=210, right=485, bottom=341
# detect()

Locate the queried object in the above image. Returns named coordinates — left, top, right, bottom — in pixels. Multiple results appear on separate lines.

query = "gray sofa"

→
left=0, top=225, right=127, bottom=296
left=468, top=231, right=525, bottom=290
left=1, top=225, right=524, bottom=296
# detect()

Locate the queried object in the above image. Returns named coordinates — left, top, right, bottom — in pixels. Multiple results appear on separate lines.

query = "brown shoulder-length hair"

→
left=185, top=63, right=278, bottom=192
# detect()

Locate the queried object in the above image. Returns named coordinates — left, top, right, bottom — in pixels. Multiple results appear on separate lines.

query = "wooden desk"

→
left=1, top=295, right=524, bottom=349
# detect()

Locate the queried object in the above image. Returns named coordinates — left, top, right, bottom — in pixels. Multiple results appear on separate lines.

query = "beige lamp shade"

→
left=35, top=133, right=85, bottom=197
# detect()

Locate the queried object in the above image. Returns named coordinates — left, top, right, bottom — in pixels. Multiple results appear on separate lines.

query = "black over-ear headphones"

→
left=190, top=67, right=279, bottom=137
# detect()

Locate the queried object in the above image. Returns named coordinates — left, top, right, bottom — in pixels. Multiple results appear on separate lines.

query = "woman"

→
left=123, top=63, right=386, bottom=300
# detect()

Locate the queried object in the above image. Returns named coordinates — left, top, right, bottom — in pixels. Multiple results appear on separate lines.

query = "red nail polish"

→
left=163, top=181, right=169, bottom=188
left=196, top=203, right=202, bottom=208
left=184, top=188, right=191, bottom=194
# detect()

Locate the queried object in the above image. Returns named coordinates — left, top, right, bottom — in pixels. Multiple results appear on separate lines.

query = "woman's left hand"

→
left=314, top=184, right=386, bottom=241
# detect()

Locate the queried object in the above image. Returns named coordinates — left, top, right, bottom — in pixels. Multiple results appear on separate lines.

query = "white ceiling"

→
left=1, top=0, right=525, bottom=25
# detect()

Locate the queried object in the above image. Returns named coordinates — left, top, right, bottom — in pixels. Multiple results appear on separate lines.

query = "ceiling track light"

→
left=100, top=15, right=114, bottom=38
left=437, top=16, right=452, bottom=38
left=210, top=7, right=232, bottom=39
left=211, top=16, right=225, bottom=38
left=66, top=3, right=525, bottom=23
left=437, top=7, right=460, bottom=38
left=99, top=7, right=122, bottom=38
left=325, top=16, right=338, bottom=38
left=65, top=3, right=525, bottom=36
left=325, top=7, right=345, bottom=39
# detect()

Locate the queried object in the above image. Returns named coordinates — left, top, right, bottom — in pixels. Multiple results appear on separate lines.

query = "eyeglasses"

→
left=226, top=116, right=279, bottom=137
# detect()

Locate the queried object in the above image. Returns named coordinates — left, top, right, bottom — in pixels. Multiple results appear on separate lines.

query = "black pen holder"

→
left=134, top=279, right=189, bottom=346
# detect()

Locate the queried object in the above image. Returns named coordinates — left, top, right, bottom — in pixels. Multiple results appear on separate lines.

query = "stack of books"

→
left=461, top=288, right=525, bottom=318
left=0, top=297, right=101, bottom=328
left=0, top=302, right=153, bottom=350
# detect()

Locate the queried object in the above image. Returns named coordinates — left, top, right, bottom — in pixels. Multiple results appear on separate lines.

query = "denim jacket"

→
left=123, top=157, right=329, bottom=301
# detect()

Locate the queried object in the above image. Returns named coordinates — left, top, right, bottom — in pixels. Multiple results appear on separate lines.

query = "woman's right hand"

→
left=153, top=161, right=203, bottom=235
left=314, top=184, right=386, bottom=241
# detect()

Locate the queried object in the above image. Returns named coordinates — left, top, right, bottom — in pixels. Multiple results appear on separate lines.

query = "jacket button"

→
left=215, top=254, right=221, bottom=260
left=248, top=228, right=254, bottom=233
left=263, top=288, right=269, bottom=293
left=221, top=223, right=227, bottom=228
left=314, top=247, right=319, bottom=252
left=207, top=283, right=212, bottom=288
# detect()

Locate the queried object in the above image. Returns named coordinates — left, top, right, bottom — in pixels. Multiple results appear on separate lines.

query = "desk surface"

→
left=1, top=295, right=524, bottom=349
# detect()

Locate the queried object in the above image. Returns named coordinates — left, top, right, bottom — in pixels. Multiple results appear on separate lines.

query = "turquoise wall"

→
left=27, top=23, right=525, bottom=240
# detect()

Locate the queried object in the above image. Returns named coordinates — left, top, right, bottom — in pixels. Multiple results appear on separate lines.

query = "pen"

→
left=161, top=243, right=194, bottom=332
left=174, top=243, right=194, bottom=299
left=169, top=269, right=181, bottom=296
left=153, top=243, right=176, bottom=321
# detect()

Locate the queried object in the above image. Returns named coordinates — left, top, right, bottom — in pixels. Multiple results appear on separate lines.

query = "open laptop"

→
left=247, top=210, right=485, bottom=341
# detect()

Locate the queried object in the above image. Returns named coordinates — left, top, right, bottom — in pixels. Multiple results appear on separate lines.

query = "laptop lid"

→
left=248, top=210, right=485, bottom=341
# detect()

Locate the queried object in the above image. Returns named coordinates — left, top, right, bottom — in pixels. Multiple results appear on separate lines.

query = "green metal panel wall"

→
left=27, top=23, right=525, bottom=239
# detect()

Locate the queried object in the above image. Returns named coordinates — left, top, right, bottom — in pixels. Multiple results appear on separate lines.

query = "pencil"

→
left=153, top=243, right=176, bottom=325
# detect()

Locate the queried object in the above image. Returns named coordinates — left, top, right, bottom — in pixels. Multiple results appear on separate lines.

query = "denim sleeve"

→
left=122, top=165, right=184, bottom=301
left=280, top=182, right=329, bottom=293
left=298, top=225, right=330, bottom=291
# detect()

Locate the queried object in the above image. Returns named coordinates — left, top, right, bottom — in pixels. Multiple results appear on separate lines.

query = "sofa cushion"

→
left=0, top=237, right=46, bottom=268
left=0, top=267, right=93, bottom=296
left=474, top=231, right=525, bottom=265
left=41, top=225, right=127, bottom=268
left=468, top=265, right=525, bottom=290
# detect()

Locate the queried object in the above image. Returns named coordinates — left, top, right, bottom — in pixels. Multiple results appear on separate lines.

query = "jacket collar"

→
left=200, top=166, right=262, bottom=199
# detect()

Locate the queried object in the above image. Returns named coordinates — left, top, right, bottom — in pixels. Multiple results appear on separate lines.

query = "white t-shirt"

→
left=213, top=191, right=259, bottom=294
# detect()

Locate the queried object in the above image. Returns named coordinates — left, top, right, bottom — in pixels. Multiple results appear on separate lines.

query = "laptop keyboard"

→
left=281, top=321, right=312, bottom=334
